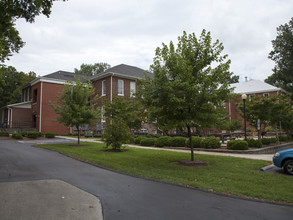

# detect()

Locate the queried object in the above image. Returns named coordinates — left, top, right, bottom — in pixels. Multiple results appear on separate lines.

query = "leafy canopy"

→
left=0, top=0, right=66, bottom=62
left=74, top=63, right=111, bottom=76
left=265, top=17, right=293, bottom=94
left=138, top=30, right=236, bottom=160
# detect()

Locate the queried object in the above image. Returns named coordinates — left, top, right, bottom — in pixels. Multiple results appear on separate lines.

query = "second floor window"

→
left=102, top=80, right=106, bottom=96
left=130, top=81, right=136, bottom=97
left=33, top=89, right=38, bottom=103
left=118, top=79, right=124, bottom=96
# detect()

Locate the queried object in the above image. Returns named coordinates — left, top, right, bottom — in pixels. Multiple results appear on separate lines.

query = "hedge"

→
left=261, top=138, right=277, bottom=145
left=27, top=131, right=43, bottom=139
left=0, top=131, right=9, bottom=137
left=140, top=138, right=156, bottom=146
left=45, top=132, right=55, bottom=138
left=227, top=140, right=248, bottom=150
left=134, top=136, right=147, bottom=145
left=12, top=132, right=23, bottom=140
left=201, top=137, right=221, bottom=149
left=185, top=136, right=202, bottom=148
left=246, top=138, right=262, bottom=148
left=155, top=136, right=172, bottom=147
left=168, top=137, right=187, bottom=147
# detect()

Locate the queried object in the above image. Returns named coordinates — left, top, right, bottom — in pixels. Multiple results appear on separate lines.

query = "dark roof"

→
left=43, top=71, right=92, bottom=81
left=91, top=64, right=153, bottom=80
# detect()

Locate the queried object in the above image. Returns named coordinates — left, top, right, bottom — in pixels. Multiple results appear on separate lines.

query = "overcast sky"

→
left=5, top=0, right=293, bottom=81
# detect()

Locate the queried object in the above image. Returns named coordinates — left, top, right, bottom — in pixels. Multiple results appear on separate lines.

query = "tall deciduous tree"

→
left=0, top=65, right=36, bottom=107
left=74, top=63, right=111, bottom=76
left=51, top=78, right=100, bottom=144
left=265, top=17, right=293, bottom=94
left=0, top=0, right=66, bottom=62
left=138, top=30, right=235, bottom=161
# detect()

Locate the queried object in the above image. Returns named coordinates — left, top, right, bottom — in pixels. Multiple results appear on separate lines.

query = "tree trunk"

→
left=187, top=125, right=194, bottom=161
left=78, top=129, right=80, bottom=145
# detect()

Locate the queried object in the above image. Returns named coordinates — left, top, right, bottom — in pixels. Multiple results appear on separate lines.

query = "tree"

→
left=74, top=63, right=111, bottom=76
left=138, top=30, right=235, bottom=161
left=51, top=78, right=100, bottom=144
left=0, top=65, right=36, bottom=107
left=265, top=17, right=293, bottom=94
left=103, top=96, right=143, bottom=150
left=0, top=0, right=66, bottom=62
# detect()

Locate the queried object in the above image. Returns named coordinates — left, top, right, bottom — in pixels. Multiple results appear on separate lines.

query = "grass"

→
left=36, top=142, right=293, bottom=204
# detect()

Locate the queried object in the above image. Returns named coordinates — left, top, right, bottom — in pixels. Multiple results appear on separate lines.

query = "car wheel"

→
left=283, top=159, right=293, bottom=175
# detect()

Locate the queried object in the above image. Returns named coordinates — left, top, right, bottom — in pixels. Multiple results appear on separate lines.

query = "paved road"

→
left=0, top=139, right=292, bottom=220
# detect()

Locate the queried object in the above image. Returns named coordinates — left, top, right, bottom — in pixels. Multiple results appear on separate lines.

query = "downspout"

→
left=110, top=74, right=113, bottom=103
left=39, top=82, right=43, bottom=132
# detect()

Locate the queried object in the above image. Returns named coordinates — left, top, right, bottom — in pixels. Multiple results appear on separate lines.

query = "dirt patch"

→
left=176, top=160, right=210, bottom=167
left=0, top=136, right=11, bottom=140
left=67, top=144, right=89, bottom=147
left=102, top=149, right=127, bottom=152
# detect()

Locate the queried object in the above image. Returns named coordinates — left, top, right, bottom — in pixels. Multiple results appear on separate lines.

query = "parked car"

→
left=273, top=148, right=293, bottom=175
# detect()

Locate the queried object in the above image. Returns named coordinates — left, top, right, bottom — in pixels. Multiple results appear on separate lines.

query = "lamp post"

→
left=242, top=94, right=247, bottom=141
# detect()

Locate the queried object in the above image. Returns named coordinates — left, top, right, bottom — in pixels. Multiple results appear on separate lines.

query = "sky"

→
left=4, top=0, right=293, bottom=81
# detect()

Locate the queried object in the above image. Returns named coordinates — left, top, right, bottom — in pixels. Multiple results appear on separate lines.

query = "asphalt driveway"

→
left=0, top=139, right=292, bottom=220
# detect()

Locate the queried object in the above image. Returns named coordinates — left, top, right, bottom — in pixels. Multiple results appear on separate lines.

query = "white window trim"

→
left=263, top=93, right=269, bottom=97
left=102, top=80, right=106, bottom=96
left=130, top=81, right=136, bottom=97
left=118, top=79, right=124, bottom=96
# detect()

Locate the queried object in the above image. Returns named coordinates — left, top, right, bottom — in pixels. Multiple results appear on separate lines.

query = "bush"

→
left=279, top=135, right=289, bottom=142
left=140, top=138, right=156, bottom=146
left=201, top=137, right=221, bottom=149
left=12, top=132, right=23, bottom=140
left=168, top=137, right=187, bottom=147
left=227, top=140, right=248, bottom=150
left=0, top=131, right=9, bottom=137
left=27, top=131, right=43, bottom=139
left=246, top=138, right=262, bottom=148
left=185, top=136, right=202, bottom=148
left=261, top=137, right=277, bottom=145
left=134, top=136, right=147, bottom=145
left=155, top=136, right=172, bottom=147
left=45, top=132, right=55, bottom=138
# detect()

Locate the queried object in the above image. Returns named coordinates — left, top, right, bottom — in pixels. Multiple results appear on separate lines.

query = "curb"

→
left=260, top=164, right=275, bottom=171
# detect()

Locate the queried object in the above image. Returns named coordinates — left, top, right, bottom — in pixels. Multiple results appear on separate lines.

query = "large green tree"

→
left=74, top=63, right=111, bottom=76
left=138, top=30, right=235, bottom=161
left=265, top=17, right=293, bottom=94
left=0, top=0, right=66, bottom=62
left=51, top=78, right=100, bottom=144
left=0, top=65, right=36, bottom=107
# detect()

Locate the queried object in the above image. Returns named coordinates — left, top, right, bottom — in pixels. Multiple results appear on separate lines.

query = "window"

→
left=249, top=94, right=254, bottom=101
left=118, top=79, right=124, bottom=96
left=263, top=93, right=269, bottom=97
left=101, top=106, right=106, bottom=123
left=130, top=81, right=136, bottom=97
left=102, top=80, right=106, bottom=96
left=33, top=89, right=38, bottom=103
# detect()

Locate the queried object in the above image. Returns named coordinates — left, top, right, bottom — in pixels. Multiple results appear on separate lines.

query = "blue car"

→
left=273, top=148, right=293, bottom=175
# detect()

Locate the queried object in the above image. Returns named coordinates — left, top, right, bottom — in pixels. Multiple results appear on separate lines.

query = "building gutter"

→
left=39, top=81, right=43, bottom=132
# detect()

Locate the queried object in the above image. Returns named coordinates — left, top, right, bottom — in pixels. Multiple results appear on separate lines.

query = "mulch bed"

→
left=176, top=160, right=210, bottom=167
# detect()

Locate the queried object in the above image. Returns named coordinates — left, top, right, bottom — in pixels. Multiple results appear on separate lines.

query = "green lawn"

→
left=36, top=142, right=293, bottom=204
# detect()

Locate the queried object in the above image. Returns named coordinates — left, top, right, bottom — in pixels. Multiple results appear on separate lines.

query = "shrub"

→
left=0, top=131, right=9, bottom=137
left=168, top=137, right=187, bottom=147
left=134, top=136, right=147, bottom=145
left=279, top=135, right=289, bottom=142
left=185, top=136, right=202, bottom=148
left=227, top=140, right=248, bottom=150
left=27, top=131, right=43, bottom=139
left=201, top=137, right=221, bottom=149
left=12, top=132, right=23, bottom=140
left=261, top=138, right=272, bottom=145
left=140, top=138, right=156, bottom=146
left=155, top=136, right=172, bottom=147
left=20, top=131, right=28, bottom=137
left=93, top=134, right=102, bottom=138
left=45, top=132, right=55, bottom=138
left=246, top=138, right=262, bottom=148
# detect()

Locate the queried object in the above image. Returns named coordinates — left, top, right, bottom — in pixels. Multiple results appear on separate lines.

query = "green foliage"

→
left=0, top=131, right=9, bottom=136
left=227, top=140, right=248, bottom=150
left=201, top=137, right=221, bottom=149
left=11, top=132, right=22, bottom=140
left=246, top=138, right=262, bottom=148
left=265, top=17, right=293, bottom=94
left=185, top=136, right=203, bottom=148
left=0, top=66, right=36, bottom=107
left=154, top=136, right=172, bottom=147
left=0, top=0, right=62, bottom=62
left=168, top=137, right=187, bottom=147
left=134, top=136, right=147, bottom=145
left=279, top=135, right=289, bottom=142
left=74, top=63, right=111, bottom=76
left=261, top=138, right=277, bottom=145
left=51, top=78, right=100, bottom=144
left=140, top=138, right=156, bottom=146
left=104, top=117, right=132, bottom=150
left=27, top=131, right=42, bottom=139
left=45, top=132, right=55, bottom=138
left=138, top=30, right=236, bottom=160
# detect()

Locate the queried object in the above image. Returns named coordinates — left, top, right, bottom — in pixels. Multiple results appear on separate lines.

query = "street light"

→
left=242, top=94, right=247, bottom=141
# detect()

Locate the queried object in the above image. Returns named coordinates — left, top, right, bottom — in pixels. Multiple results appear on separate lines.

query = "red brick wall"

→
left=11, top=108, right=32, bottom=127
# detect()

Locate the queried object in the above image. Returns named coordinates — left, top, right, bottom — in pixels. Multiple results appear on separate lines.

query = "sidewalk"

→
left=57, top=136, right=274, bottom=161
